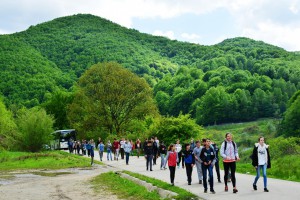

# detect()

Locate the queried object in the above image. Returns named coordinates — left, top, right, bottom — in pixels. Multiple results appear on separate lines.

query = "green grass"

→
left=123, top=171, right=199, bottom=200
left=91, top=171, right=163, bottom=200
left=0, top=151, right=102, bottom=171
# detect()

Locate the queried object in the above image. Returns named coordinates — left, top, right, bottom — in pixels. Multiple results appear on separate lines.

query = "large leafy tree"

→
left=281, top=91, right=300, bottom=137
left=42, top=90, right=74, bottom=129
left=68, top=62, right=158, bottom=136
left=196, top=86, right=233, bottom=125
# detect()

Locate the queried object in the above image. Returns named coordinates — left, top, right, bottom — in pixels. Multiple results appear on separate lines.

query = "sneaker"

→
left=199, top=180, right=202, bottom=184
left=188, top=182, right=191, bottom=185
left=204, top=189, right=207, bottom=193
left=218, top=180, right=222, bottom=183
left=253, top=184, right=257, bottom=190
left=210, top=190, right=216, bottom=194
left=225, top=186, right=228, bottom=192
left=233, top=188, right=238, bottom=193
left=171, top=183, right=174, bottom=186
left=150, top=169, right=153, bottom=171
left=264, top=188, right=269, bottom=192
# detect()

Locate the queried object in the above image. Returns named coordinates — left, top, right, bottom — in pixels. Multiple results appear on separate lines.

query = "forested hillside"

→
left=1, top=14, right=300, bottom=125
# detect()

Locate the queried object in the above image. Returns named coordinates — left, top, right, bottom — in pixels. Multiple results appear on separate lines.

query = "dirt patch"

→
left=0, top=165, right=120, bottom=200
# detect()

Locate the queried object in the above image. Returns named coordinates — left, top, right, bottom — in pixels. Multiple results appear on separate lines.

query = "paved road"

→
left=89, top=151, right=300, bottom=200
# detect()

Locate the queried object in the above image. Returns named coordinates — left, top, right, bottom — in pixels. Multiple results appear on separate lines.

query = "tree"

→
left=17, top=107, right=54, bottom=152
left=281, top=91, right=300, bottom=137
left=68, top=62, right=158, bottom=136
left=149, top=114, right=203, bottom=145
left=196, top=86, right=233, bottom=125
left=0, top=98, right=19, bottom=150
left=42, top=90, right=74, bottom=129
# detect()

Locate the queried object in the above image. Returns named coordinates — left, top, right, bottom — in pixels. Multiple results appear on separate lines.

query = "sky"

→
left=1, top=0, right=300, bottom=51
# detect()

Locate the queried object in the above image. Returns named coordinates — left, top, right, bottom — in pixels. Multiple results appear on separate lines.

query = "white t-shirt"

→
left=257, top=145, right=267, bottom=165
left=175, top=144, right=182, bottom=153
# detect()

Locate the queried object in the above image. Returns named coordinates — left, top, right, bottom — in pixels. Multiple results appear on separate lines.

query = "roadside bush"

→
left=16, top=107, right=54, bottom=152
left=268, top=137, right=300, bottom=159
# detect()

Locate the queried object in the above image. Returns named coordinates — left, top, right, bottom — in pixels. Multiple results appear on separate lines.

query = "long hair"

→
left=168, top=144, right=174, bottom=151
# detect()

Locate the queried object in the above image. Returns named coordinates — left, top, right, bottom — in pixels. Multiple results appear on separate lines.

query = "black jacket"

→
left=158, top=144, right=167, bottom=155
left=144, top=145, right=154, bottom=156
left=200, top=147, right=215, bottom=163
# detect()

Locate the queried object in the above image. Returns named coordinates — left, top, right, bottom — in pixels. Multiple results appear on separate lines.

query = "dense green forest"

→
left=1, top=14, right=300, bottom=126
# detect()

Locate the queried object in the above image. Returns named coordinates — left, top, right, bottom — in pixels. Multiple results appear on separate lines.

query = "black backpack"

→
left=224, top=140, right=236, bottom=151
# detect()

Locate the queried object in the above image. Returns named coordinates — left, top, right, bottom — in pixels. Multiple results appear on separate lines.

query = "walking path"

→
left=90, top=151, right=300, bottom=200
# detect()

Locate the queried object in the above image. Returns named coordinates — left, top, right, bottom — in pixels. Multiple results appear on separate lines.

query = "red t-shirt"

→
left=113, top=141, right=119, bottom=149
left=168, top=151, right=177, bottom=167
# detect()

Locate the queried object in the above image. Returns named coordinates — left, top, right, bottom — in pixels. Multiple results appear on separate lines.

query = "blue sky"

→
left=1, top=0, right=300, bottom=51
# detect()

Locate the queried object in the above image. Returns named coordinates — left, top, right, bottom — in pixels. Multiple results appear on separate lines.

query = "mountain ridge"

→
left=1, top=14, right=300, bottom=116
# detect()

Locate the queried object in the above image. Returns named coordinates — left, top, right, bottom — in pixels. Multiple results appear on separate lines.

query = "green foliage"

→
left=268, top=137, right=300, bottom=158
left=0, top=151, right=99, bottom=170
left=68, top=62, right=159, bottom=138
left=0, top=98, right=19, bottom=150
left=91, top=171, right=162, bottom=200
left=149, top=114, right=204, bottom=145
left=1, top=14, right=300, bottom=127
left=124, top=171, right=198, bottom=200
left=16, top=107, right=54, bottom=152
left=0, top=35, right=70, bottom=107
left=42, top=90, right=74, bottom=129
left=281, top=91, right=300, bottom=137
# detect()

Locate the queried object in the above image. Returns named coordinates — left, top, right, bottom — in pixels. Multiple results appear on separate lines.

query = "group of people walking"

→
left=146, top=133, right=271, bottom=194
left=68, top=132, right=271, bottom=194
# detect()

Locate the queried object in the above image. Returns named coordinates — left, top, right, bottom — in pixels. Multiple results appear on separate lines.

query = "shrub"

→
left=16, top=107, right=54, bottom=152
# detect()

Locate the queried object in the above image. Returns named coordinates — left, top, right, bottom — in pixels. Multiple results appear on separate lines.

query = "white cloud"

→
left=180, top=33, right=202, bottom=44
left=181, top=33, right=201, bottom=40
left=1, top=0, right=300, bottom=50
left=153, top=30, right=175, bottom=40
left=242, top=21, right=300, bottom=51
left=289, top=0, right=300, bottom=14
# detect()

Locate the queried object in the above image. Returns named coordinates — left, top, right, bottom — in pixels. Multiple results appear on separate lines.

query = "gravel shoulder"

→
left=0, top=165, right=120, bottom=200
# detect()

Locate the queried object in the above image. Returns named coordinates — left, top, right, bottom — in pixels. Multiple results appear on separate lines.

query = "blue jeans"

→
left=107, top=149, right=112, bottom=160
left=254, top=164, right=267, bottom=188
left=125, top=152, right=130, bottom=164
left=202, top=164, right=214, bottom=191
left=160, top=154, right=166, bottom=168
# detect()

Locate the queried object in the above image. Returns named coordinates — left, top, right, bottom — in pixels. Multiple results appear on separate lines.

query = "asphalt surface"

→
left=88, top=151, right=300, bottom=200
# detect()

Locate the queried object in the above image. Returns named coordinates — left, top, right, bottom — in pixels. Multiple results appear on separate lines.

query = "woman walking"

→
left=220, top=132, right=240, bottom=193
left=164, top=144, right=178, bottom=186
left=252, top=136, right=271, bottom=192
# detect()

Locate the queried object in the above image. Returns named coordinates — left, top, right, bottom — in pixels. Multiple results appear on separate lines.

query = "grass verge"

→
left=91, top=171, right=162, bottom=200
left=123, top=170, right=199, bottom=200
left=0, top=151, right=102, bottom=171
